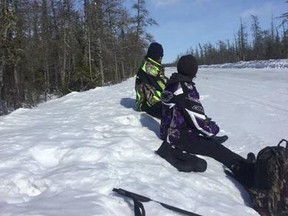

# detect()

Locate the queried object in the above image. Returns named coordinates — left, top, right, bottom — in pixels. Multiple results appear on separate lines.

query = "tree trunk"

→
left=114, top=54, right=119, bottom=83
left=96, top=38, right=104, bottom=86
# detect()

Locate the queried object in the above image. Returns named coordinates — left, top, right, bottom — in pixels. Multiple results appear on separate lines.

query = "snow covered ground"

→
left=200, top=58, right=288, bottom=69
left=0, top=59, right=287, bottom=216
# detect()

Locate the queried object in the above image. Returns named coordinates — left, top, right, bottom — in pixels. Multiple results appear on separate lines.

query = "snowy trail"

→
left=196, top=68, right=288, bottom=154
left=200, top=71, right=288, bottom=114
left=0, top=67, right=287, bottom=216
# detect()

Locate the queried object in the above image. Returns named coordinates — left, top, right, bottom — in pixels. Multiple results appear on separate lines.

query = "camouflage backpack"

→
left=248, top=139, right=288, bottom=216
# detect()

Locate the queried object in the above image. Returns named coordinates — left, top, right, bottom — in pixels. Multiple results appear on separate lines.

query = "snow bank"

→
left=200, top=59, right=288, bottom=69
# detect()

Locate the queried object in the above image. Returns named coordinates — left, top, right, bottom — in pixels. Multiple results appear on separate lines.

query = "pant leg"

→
left=179, top=135, right=246, bottom=169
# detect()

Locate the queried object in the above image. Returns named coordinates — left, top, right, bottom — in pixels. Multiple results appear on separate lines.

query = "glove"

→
left=213, top=135, right=228, bottom=144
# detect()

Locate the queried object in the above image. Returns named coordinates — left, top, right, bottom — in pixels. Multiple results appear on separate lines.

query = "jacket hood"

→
left=167, top=73, right=194, bottom=85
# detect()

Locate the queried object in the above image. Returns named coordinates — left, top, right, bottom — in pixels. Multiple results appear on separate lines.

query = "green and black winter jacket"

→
left=135, top=57, right=167, bottom=112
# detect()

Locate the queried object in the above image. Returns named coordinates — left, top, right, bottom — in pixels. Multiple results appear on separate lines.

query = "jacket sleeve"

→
left=145, top=64, right=166, bottom=92
left=173, top=85, right=219, bottom=137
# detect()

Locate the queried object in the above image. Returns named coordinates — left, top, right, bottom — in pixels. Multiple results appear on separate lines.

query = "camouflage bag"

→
left=248, top=139, right=288, bottom=216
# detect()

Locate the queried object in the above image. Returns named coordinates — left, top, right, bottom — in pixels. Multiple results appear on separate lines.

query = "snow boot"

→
left=156, top=143, right=207, bottom=173
left=230, top=160, right=255, bottom=188
left=247, top=152, right=256, bottom=163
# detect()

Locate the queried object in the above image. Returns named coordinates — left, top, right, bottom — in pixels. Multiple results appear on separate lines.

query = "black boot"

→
left=230, top=161, right=255, bottom=188
left=247, top=152, right=256, bottom=163
left=156, top=143, right=207, bottom=173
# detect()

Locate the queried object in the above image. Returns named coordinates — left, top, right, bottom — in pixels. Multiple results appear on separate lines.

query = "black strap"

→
left=159, top=202, right=201, bottom=216
left=278, top=139, right=288, bottom=149
left=113, top=188, right=203, bottom=216
left=133, top=198, right=146, bottom=216
left=112, top=188, right=147, bottom=216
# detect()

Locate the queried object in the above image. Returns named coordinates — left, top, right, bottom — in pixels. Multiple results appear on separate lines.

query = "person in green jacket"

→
left=135, top=42, right=168, bottom=119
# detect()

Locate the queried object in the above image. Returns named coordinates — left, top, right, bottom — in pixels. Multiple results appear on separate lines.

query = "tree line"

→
left=176, top=12, right=288, bottom=66
left=1, top=0, right=287, bottom=115
left=0, top=0, right=156, bottom=115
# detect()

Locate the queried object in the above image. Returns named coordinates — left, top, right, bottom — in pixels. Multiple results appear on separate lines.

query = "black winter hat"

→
left=146, top=42, right=164, bottom=60
left=177, top=55, right=198, bottom=79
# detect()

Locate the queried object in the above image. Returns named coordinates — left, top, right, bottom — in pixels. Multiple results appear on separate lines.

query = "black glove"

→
left=213, top=135, right=228, bottom=144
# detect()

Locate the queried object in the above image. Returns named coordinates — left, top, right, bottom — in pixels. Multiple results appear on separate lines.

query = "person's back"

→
left=157, top=55, right=255, bottom=185
left=135, top=42, right=167, bottom=119
left=160, top=73, right=219, bottom=142
left=161, top=55, right=219, bottom=141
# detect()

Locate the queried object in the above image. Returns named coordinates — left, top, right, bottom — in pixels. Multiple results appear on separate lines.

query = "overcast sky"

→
left=125, top=0, right=287, bottom=63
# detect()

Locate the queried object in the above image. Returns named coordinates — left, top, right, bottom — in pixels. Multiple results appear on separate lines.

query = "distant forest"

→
left=0, top=0, right=287, bottom=115
left=170, top=10, right=288, bottom=66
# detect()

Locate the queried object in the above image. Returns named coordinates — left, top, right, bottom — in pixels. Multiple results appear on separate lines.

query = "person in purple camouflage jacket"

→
left=156, top=55, right=254, bottom=187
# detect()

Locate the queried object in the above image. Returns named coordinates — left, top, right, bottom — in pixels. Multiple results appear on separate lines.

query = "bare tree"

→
left=251, top=15, right=265, bottom=59
left=131, top=0, right=157, bottom=41
left=236, top=18, right=249, bottom=61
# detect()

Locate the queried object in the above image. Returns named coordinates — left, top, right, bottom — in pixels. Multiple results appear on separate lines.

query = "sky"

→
left=0, top=59, right=288, bottom=216
left=125, top=0, right=288, bottom=63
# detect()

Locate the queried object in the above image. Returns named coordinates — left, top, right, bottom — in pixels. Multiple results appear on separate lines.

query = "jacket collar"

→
left=167, top=73, right=194, bottom=85
left=146, top=57, right=161, bottom=67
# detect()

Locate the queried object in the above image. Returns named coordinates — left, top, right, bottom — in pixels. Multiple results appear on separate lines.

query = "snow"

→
left=0, top=59, right=287, bottom=216
left=200, top=58, right=288, bottom=69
